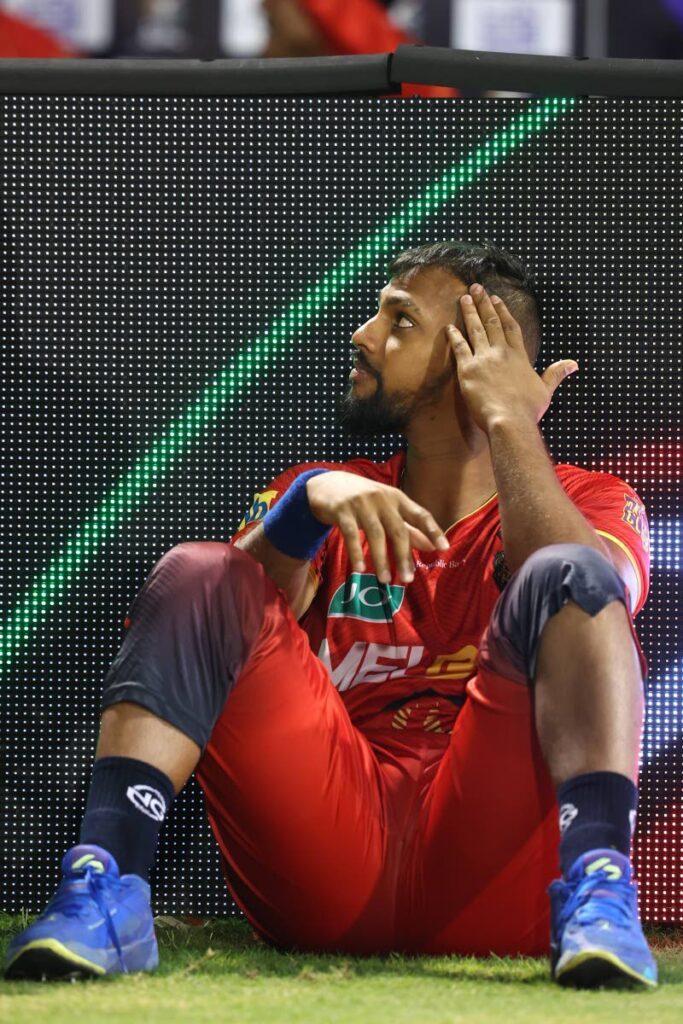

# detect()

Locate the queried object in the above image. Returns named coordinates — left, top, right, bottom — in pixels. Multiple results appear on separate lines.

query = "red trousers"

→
left=194, top=546, right=560, bottom=956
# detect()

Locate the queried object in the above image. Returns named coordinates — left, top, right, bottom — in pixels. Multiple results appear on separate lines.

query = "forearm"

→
left=233, top=523, right=311, bottom=599
left=487, top=417, right=607, bottom=576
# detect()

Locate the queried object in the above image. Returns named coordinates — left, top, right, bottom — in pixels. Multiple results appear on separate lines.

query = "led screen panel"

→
left=1, top=96, right=681, bottom=923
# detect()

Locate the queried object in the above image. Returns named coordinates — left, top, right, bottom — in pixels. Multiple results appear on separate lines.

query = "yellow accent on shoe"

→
left=556, top=948, right=658, bottom=989
left=5, top=938, right=106, bottom=976
left=71, top=854, right=105, bottom=872
left=585, top=857, right=622, bottom=881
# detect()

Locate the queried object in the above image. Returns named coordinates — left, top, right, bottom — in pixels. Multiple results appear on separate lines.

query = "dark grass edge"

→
left=1, top=913, right=682, bottom=988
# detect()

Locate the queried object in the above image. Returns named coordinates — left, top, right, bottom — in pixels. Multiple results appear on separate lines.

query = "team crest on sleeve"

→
left=622, top=493, right=650, bottom=555
left=492, top=529, right=511, bottom=592
left=237, top=489, right=278, bottom=532
left=493, top=549, right=511, bottom=592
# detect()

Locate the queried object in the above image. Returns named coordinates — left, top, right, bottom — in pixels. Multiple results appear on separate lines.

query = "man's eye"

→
left=393, top=313, right=414, bottom=329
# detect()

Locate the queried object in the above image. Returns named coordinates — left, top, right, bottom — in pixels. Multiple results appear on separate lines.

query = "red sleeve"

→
left=229, top=463, right=334, bottom=588
left=557, top=465, right=651, bottom=616
left=0, top=12, right=80, bottom=57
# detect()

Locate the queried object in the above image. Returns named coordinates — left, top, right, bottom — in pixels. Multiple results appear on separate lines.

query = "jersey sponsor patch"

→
left=425, top=646, right=479, bottom=680
left=316, top=638, right=478, bottom=693
left=621, top=493, right=650, bottom=555
left=328, top=573, right=405, bottom=623
left=237, top=488, right=278, bottom=532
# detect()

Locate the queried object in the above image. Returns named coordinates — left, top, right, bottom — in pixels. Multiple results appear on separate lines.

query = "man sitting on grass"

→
left=5, top=241, right=657, bottom=989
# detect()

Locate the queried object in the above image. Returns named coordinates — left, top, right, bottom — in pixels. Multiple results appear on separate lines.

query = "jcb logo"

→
left=328, top=573, right=405, bottom=623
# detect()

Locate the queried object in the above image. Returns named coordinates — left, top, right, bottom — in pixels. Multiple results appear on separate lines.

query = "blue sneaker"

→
left=549, top=849, right=658, bottom=989
left=4, top=845, right=158, bottom=980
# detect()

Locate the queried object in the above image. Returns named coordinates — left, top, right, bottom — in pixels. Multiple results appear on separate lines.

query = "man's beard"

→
left=335, top=366, right=453, bottom=438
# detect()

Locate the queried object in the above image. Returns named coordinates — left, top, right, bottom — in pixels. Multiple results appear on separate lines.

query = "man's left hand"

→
left=448, top=283, right=578, bottom=434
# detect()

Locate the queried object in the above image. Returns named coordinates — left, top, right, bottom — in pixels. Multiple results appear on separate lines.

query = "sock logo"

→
left=126, top=784, right=167, bottom=822
left=559, top=802, right=579, bottom=834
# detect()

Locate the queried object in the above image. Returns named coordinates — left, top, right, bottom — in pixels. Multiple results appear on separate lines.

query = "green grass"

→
left=1, top=914, right=682, bottom=1024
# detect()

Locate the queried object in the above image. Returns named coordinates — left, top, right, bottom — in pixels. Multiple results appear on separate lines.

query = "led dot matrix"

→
left=1, top=96, right=680, bottom=922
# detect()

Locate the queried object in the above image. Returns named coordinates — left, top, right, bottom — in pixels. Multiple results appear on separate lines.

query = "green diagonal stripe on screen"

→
left=0, top=96, right=577, bottom=675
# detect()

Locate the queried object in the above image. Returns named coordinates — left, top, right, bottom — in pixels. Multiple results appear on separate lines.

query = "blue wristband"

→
left=262, top=468, right=333, bottom=560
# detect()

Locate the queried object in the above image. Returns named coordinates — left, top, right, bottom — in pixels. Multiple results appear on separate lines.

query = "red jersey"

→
left=230, top=449, right=650, bottom=732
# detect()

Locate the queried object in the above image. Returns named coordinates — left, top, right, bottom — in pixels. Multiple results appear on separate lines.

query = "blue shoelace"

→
left=558, top=870, right=635, bottom=933
left=46, top=865, right=128, bottom=972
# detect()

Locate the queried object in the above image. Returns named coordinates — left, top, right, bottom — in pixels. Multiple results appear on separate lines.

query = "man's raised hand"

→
left=448, top=284, right=579, bottom=433
left=306, top=472, right=450, bottom=584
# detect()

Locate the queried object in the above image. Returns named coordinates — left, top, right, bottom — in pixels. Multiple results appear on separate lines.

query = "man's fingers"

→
left=378, top=507, right=416, bottom=582
left=336, top=512, right=367, bottom=573
left=468, top=286, right=507, bottom=347
left=357, top=511, right=393, bottom=583
left=460, top=294, right=487, bottom=351
left=336, top=488, right=450, bottom=585
left=491, top=294, right=526, bottom=350
left=403, top=500, right=449, bottom=552
left=406, top=523, right=444, bottom=552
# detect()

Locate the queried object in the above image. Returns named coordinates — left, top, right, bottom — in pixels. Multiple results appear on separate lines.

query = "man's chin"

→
left=337, top=412, right=407, bottom=437
left=341, top=423, right=391, bottom=438
left=335, top=389, right=410, bottom=437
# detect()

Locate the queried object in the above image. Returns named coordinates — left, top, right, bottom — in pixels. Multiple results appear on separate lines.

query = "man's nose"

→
left=352, top=315, right=379, bottom=346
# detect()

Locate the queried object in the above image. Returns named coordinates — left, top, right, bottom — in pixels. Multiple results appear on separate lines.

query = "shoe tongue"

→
left=568, top=848, right=632, bottom=885
left=62, top=844, right=120, bottom=879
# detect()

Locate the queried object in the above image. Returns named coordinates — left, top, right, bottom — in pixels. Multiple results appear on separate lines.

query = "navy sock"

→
left=79, top=756, right=176, bottom=882
left=557, top=771, right=638, bottom=877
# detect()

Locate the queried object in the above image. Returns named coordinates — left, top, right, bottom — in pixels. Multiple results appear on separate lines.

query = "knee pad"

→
left=487, top=543, right=629, bottom=686
left=102, top=541, right=264, bottom=751
left=521, top=543, right=627, bottom=619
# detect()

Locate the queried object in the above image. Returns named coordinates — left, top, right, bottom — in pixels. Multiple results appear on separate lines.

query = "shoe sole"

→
left=555, top=949, right=658, bottom=989
left=4, top=936, right=158, bottom=981
left=5, top=939, right=105, bottom=980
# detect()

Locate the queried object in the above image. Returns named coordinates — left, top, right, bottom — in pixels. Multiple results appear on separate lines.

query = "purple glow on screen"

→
left=661, top=0, right=683, bottom=27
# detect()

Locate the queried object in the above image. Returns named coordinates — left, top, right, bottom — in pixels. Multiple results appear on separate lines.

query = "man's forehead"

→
left=383, top=268, right=466, bottom=310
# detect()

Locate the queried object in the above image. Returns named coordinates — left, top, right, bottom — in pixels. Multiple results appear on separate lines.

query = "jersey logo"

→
left=237, top=489, right=278, bottom=532
left=328, top=573, right=405, bottom=623
left=425, top=646, right=478, bottom=680
left=622, top=494, right=650, bottom=555
left=317, top=639, right=478, bottom=693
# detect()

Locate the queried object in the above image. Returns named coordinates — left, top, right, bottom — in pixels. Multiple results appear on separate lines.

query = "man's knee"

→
left=519, top=543, right=625, bottom=618
left=160, top=540, right=238, bottom=586
left=103, top=542, right=262, bottom=752
left=149, top=540, right=263, bottom=656
left=481, top=544, right=629, bottom=687
left=121, top=542, right=242, bottom=631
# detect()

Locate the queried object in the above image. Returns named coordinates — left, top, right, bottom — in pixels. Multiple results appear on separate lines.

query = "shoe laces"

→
left=48, top=864, right=128, bottom=972
left=559, top=870, right=634, bottom=932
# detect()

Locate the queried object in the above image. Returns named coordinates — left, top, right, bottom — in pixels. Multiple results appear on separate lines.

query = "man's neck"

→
left=400, top=437, right=498, bottom=534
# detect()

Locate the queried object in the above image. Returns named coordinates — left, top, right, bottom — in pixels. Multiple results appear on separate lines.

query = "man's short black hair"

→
left=386, top=239, right=542, bottom=366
